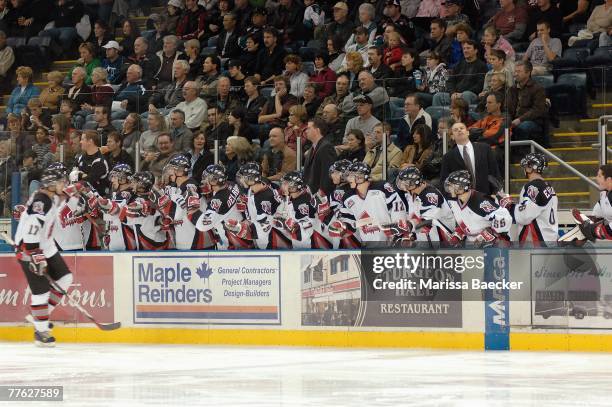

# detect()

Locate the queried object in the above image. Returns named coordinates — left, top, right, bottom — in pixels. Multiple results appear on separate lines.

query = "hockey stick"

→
left=0, top=232, right=121, bottom=331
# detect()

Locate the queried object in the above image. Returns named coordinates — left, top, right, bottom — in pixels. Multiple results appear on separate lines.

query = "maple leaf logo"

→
left=195, top=262, right=213, bottom=280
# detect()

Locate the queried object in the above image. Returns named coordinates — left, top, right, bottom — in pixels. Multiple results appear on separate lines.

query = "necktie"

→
left=463, top=145, right=474, bottom=182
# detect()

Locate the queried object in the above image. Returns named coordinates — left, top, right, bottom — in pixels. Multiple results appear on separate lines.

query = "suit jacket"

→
left=303, top=137, right=337, bottom=195
left=439, top=142, right=500, bottom=195
left=216, top=30, right=241, bottom=59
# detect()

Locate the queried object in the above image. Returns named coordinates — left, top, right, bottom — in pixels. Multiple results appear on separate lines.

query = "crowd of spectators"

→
left=0, top=0, right=610, bottom=212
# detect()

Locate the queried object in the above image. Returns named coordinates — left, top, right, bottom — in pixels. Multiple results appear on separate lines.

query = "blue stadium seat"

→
left=207, top=36, right=219, bottom=48
left=552, top=47, right=591, bottom=69
left=531, top=74, right=554, bottom=88
left=260, top=87, right=273, bottom=99
left=200, top=46, right=217, bottom=56
left=302, top=61, right=315, bottom=76
left=27, top=36, right=51, bottom=47
left=299, top=47, right=318, bottom=62
left=6, top=37, right=26, bottom=48
left=557, top=72, right=588, bottom=115
left=425, top=106, right=450, bottom=122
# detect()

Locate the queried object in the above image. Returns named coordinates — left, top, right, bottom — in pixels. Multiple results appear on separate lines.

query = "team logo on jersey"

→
left=527, top=185, right=539, bottom=201
left=479, top=201, right=496, bottom=213
left=120, top=190, right=131, bottom=200
left=384, top=183, right=395, bottom=193
left=32, top=201, right=45, bottom=214
left=298, top=203, right=309, bottom=216
left=210, top=199, right=222, bottom=211
left=333, top=190, right=345, bottom=202
left=425, top=193, right=438, bottom=205
left=261, top=201, right=272, bottom=214
left=346, top=198, right=355, bottom=208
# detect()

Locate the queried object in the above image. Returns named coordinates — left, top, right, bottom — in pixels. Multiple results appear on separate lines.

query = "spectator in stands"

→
left=526, top=0, right=563, bottom=40
left=341, top=51, right=364, bottom=92
left=176, top=0, right=207, bottom=40
left=101, top=131, right=134, bottom=169
left=119, top=19, right=140, bottom=59
left=90, top=20, right=114, bottom=60
left=6, top=66, right=40, bottom=116
left=82, top=68, right=114, bottom=116
left=101, top=40, right=126, bottom=85
left=214, top=76, right=240, bottom=115
left=205, top=106, right=231, bottom=147
left=303, top=117, right=336, bottom=194
left=336, top=128, right=366, bottom=162
left=254, top=28, right=287, bottom=86
left=326, top=36, right=345, bottom=73
left=112, top=64, right=147, bottom=119
left=344, top=95, right=380, bottom=138
left=223, top=135, right=254, bottom=181
left=523, top=20, right=561, bottom=75
left=485, top=0, right=527, bottom=44
left=258, top=75, right=298, bottom=132
left=469, top=91, right=508, bottom=155
left=0, top=139, right=15, bottom=212
left=270, top=0, right=304, bottom=46
left=243, top=76, right=266, bottom=126
left=343, top=27, right=370, bottom=68
left=174, top=81, right=208, bottom=132
left=482, top=26, right=515, bottom=64
left=367, top=46, right=393, bottom=85
left=389, top=49, right=423, bottom=115
left=128, top=37, right=159, bottom=88
left=301, top=83, right=321, bottom=119
left=59, top=99, right=75, bottom=125
left=0, top=0, right=9, bottom=35
left=432, top=40, right=487, bottom=106
left=165, top=0, right=183, bottom=34
left=450, top=96, right=474, bottom=127
left=481, top=49, right=513, bottom=96
left=507, top=60, right=548, bottom=149
left=444, top=0, right=470, bottom=35
left=153, top=35, right=186, bottom=89
left=380, top=0, right=415, bottom=44
left=146, top=13, right=170, bottom=54
left=346, top=70, right=389, bottom=118
left=302, top=0, right=325, bottom=41
left=396, top=94, right=433, bottom=150
left=186, top=130, right=214, bottom=182
left=383, top=31, right=404, bottom=72
left=148, top=59, right=189, bottom=114
left=561, top=0, right=590, bottom=30
left=62, top=128, right=80, bottom=168
left=77, top=129, right=110, bottom=194
left=283, top=55, right=309, bottom=98
left=240, top=7, right=266, bottom=49
left=421, top=19, right=452, bottom=63
left=233, top=0, right=252, bottom=34
left=321, top=103, right=344, bottom=146
left=240, top=34, right=260, bottom=77
left=227, top=107, right=254, bottom=142
left=0, top=30, right=13, bottom=93
left=419, top=51, right=448, bottom=107
left=421, top=116, right=450, bottom=182
left=401, top=124, right=433, bottom=170
left=66, top=67, right=93, bottom=126
left=120, top=112, right=141, bottom=158
left=317, top=73, right=352, bottom=118
left=315, top=2, right=354, bottom=45
left=261, top=126, right=297, bottom=181
left=50, top=113, right=71, bottom=150
left=39, top=71, right=65, bottom=113
left=68, top=42, right=101, bottom=86
left=568, top=1, right=612, bottom=47
left=416, top=0, right=443, bottom=18
left=141, top=132, right=178, bottom=178
left=197, top=55, right=221, bottom=104
left=183, top=39, right=202, bottom=81
left=448, top=22, right=472, bottom=68
left=344, top=3, right=376, bottom=51
left=284, top=105, right=308, bottom=152
left=21, top=150, right=42, bottom=191
left=138, top=113, right=168, bottom=157
left=363, top=122, right=402, bottom=181
left=23, top=97, right=51, bottom=132
left=168, top=109, right=193, bottom=153
left=5, top=112, right=33, bottom=165
left=439, top=121, right=500, bottom=195
left=477, top=71, right=508, bottom=113
left=92, top=105, right=114, bottom=145
left=7, top=0, right=47, bottom=39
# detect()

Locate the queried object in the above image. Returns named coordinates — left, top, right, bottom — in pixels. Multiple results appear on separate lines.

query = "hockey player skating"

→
left=499, top=153, right=558, bottom=244
left=154, top=155, right=215, bottom=249
left=331, top=162, right=408, bottom=246
left=572, top=165, right=612, bottom=241
left=231, top=162, right=289, bottom=249
left=395, top=167, right=455, bottom=243
left=191, top=164, right=253, bottom=249
left=276, top=171, right=316, bottom=249
left=13, top=166, right=73, bottom=346
left=97, top=163, right=137, bottom=250
left=444, top=170, right=512, bottom=247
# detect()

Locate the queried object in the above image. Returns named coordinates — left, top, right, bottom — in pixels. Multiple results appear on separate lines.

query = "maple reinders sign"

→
left=132, top=255, right=281, bottom=324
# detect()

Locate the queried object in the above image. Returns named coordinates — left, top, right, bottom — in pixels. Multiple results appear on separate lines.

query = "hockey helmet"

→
left=345, top=162, right=371, bottom=185
left=130, top=171, right=155, bottom=192
left=444, top=170, right=472, bottom=196
left=329, top=159, right=352, bottom=177
left=40, top=167, right=67, bottom=189
left=281, top=171, right=306, bottom=194
left=163, top=154, right=191, bottom=177
left=396, top=167, right=424, bottom=191
left=202, top=164, right=228, bottom=185
left=237, top=162, right=262, bottom=188
left=109, top=163, right=134, bottom=184
left=47, top=162, right=68, bottom=177
left=520, top=152, right=548, bottom=174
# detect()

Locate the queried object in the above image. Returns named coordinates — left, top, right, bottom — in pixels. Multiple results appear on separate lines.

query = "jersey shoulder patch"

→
left=524, top=179, right=555, bottom=206
left=468, top=191, right=499, bottom=216
left=27, top=193, right=52, bottom=215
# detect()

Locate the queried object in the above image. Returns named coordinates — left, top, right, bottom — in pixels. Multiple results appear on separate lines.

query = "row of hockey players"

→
left=20, top=152, right=612, bottom=250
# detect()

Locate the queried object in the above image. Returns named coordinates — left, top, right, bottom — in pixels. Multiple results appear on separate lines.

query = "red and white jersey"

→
left=277, top=190, right=316, bottom=249
left=322, top=185, right=359, bottom=249
left=340, top=181, right=407, bottom=243
left=448, top=190, right=512, bottom=242
left=54, top=195, right=89, bottom=251
left=125, top=196, right=168, bottom=250
left=403, top=184, right=455, bottom=242
left=101, top=189, right=137, bottom=251
left=593, top=190, right=612, bottom=222
left=245, top=185, right=285, bottom=249
left=15, top=192, right=60, bottom=258
left=512, top=179, right=558, bottom=243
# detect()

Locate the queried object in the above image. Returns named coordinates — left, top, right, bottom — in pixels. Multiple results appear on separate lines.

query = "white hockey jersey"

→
left=402, top=184, right=456, bottom=242
left=276, top=190, right=316, bottom=249
left=511, top=178, right=558, bottom=243
left=54, top=195, right=89, bottom=251
left=15, top=192, right=60, bottom=258
left=593, top=190, right=612, bottom=222
left=101, top=189, right=137, bottom=251
left=448, top=191, right=512, bottom=242
left=244, top=185, right=286, bottom=249
left=124, top=196, right=168, bottom=250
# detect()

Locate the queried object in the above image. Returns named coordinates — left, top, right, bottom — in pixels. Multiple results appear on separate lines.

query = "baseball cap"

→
left=103, top=40, right=122, bottom=50
left=227, top=59, right=242, bottom=69
left=353, top=94, right=373, bottom=105
left=445, top=0, right=464, bottom=6
left=385, top=0, right=401, bottom=7
left=252, top=7, right=267, bottom=15
left=333, top=2, right=348, bottom=11
left=167, top=0, right=184, bottom=9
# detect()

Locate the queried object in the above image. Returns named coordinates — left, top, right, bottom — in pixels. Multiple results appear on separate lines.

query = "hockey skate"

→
left=34, top=330, right=56, bottom=347
left=25, top=314, right=54, bottom=329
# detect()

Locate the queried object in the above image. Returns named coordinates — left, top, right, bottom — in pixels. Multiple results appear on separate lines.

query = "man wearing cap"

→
left=227, top=60, right=246, bottom=100
left=176, top=0, right=207, bottom=41
left=101, top=41, right=126, bottom=85
left=342, top=27, right=370, bottom=68
left=346, top=70, right=390, bottom=118
left=344, top=95, right=381, bottom=139
left=254, top=28, right=287, bottom=86
left=379, top=0, right=415, bottom=44
left=216, top=12, right=241, bottom=59
left=443, top=0, right=470, bottom=35
left=316, top=2, right=354, bottom=45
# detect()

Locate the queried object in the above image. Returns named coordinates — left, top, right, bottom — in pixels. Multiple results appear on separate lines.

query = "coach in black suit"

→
left=440, top=122, right=501, bottom=195
left=303, top=118, right=337, bottom=195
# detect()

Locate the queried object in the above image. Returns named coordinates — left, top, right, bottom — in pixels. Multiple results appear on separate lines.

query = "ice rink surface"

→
left=2, top=343, right=612, bottom=407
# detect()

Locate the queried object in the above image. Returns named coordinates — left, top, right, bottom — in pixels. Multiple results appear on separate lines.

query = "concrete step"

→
left=545, top=147, right=599, bottom=162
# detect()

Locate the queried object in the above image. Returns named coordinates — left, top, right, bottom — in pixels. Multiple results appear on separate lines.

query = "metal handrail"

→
left=511, top=140, right=599, bottom=190
left=599, top=115, right=612, bottom=166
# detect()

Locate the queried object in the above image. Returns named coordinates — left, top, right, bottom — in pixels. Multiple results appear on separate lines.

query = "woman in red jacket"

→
left=310, top=51, right=337, bottom=99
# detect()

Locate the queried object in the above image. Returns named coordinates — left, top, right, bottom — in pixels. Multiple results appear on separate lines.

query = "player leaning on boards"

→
left=499, top=153, right=559, bottom=244
left=445, top=169, right=512, bottom=247
left=573, top=165, right=612, bottom=241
